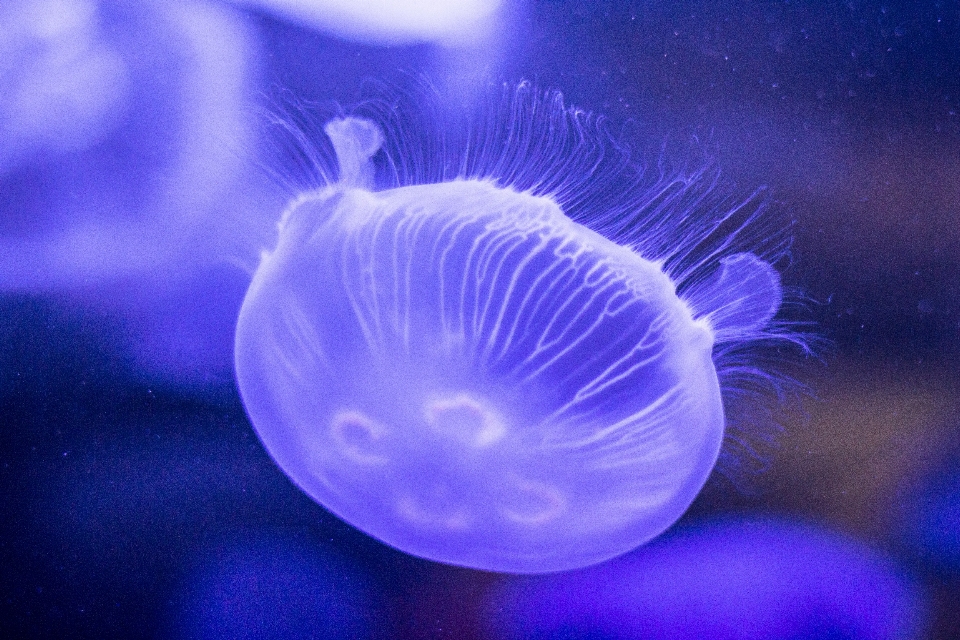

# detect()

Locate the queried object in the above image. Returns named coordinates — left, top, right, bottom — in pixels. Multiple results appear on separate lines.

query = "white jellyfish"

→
left=223, top=0, right=503, bottom=46
left=234, top=84, right=804, bottom=573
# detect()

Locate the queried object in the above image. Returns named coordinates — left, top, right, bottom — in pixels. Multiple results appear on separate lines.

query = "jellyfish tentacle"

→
left=683, top=252, right=782, bottom=341
left=324, top=117, right=383, bottom=189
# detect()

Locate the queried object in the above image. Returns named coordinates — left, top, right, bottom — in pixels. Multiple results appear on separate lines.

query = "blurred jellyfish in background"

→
left=223, top=0, right=503, bottom=46
left=168, top=533, right=387, bottom=640
left=486, top=517, right=929, bottom=640
left=0, top=0, right=266, bottom=289
left=0, top=0, right=519, bottom=389
left=234, top=84, right=808, bottom=572
left=0, top=0, right=281, bottom=386
left=894, top=437, right=960, bottom=577
left=222, top=0, right=515, bottom=106
left=0, top=0, right=129, bottom=171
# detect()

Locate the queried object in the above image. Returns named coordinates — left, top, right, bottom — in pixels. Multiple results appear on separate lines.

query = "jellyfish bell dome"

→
left=235, top=87, right=791, bottom=573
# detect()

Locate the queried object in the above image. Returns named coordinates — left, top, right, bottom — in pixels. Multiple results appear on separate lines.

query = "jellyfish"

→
left=234, top=85, right=802, bottom=573
left=223, top=0, right=502, bottom=46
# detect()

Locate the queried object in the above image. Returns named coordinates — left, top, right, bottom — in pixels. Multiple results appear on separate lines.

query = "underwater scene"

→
left=1, top=0, right=958, bottom=638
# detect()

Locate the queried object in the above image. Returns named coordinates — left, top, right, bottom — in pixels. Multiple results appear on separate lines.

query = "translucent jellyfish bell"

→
left=235, top=87, right=797, bottom=573
left=224, top=0, right=503, bottom=46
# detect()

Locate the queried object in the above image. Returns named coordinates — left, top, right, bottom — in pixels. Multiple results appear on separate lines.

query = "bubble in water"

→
left=235, top=85, right=805, bottom=573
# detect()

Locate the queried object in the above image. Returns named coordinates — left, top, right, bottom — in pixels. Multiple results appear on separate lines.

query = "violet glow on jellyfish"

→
left=234, top=84, right=805, bottom=573
left=485, top=518, right=928, bottom=639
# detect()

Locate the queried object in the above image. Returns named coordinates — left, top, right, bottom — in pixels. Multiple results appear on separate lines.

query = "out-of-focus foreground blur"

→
left=1, top=0, right=958, bottom=638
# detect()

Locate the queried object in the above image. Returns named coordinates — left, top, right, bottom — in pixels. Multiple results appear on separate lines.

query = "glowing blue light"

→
left=486, top=517, right=928, bottom=638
